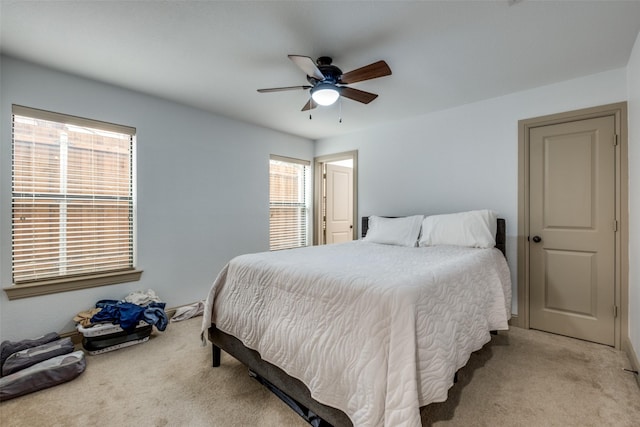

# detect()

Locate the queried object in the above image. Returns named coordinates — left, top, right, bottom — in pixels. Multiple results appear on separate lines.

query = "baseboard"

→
left=60, top=329, right=83, bottom=346
left=623, top=336, right=640, bottom=390
left=508, top=314, right=520, bottom=328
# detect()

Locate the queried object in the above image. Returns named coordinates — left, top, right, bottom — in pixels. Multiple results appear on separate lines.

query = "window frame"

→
left=4, top=105, right=141, bottom=300
left=269, top=155, right=311, bottom=251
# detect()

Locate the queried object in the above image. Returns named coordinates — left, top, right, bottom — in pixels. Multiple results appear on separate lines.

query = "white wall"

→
left=0, top=56, right=313, bottom=340
left=315, top=67, right=629, bottom=315
left=627, top=32, right=640, bottom=361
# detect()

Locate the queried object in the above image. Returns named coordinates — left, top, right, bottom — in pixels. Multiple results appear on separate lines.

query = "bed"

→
left=202, top=211, right=511, bottom=427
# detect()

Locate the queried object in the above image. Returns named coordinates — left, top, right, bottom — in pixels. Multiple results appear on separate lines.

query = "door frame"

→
left=517, top=102, right=628, bottom=349
left=313, top=150, right=358, bottom=245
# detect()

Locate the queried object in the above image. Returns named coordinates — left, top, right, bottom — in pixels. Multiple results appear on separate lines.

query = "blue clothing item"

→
left=90, top=300, right=121, bottom=324
left=90, top=299, right=168, bottom=332
left=95, top=299, right=120, bottom=307
left=117, top=303, right=146, bottom=330
left=142, top=307, right=168, bottom=331
left=147, top=302, right=166, bottom=310
left=90, top=300, right=146, bottom=331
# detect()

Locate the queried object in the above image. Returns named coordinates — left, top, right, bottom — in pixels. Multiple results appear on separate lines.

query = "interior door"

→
left=529, top=115, right=616, bottom=346
left=325, top=163, right=353, bottom=244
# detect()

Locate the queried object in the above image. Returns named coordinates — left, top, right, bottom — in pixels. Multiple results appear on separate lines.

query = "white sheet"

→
left=202, top=241, right=511, bottom=427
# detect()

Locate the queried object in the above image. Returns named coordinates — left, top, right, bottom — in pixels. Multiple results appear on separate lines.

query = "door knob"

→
left=532, top=235, right=542, bottom=243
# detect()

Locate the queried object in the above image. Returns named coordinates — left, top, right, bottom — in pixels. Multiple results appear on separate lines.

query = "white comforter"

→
left=202, top=241, right=511, bottom=427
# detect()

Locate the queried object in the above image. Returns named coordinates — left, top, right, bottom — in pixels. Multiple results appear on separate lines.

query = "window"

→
left=9, top=105, right=139, bottom=298
left=269, top=156, right=310, bottom=250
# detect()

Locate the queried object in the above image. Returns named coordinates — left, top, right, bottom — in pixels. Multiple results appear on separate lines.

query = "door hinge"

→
left=613, top=220, right=618, bottom=232
left=613, top=305, right=618, bottom=318
left=613, top=134, right=619, bottom=146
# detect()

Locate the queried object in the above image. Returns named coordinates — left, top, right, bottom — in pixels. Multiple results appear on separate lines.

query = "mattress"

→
left=202, top=241, right=511, bottom=427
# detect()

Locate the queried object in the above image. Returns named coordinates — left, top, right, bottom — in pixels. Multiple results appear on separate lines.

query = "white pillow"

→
left=363, top=215, right=423, bottom=247
left=418, top=210, right=497, bottom=248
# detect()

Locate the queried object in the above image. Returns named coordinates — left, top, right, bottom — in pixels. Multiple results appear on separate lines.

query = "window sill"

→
left=3, top=269, right=143, bottom=300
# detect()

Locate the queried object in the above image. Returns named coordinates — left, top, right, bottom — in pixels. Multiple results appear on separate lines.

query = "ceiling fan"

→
left=257, top=55, right=392, bottom=111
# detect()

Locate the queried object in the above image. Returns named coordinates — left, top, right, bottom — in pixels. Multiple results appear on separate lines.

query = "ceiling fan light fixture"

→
left=258, top=55, right=391, bottom=111
left=311, top=83, right=340, bottom=106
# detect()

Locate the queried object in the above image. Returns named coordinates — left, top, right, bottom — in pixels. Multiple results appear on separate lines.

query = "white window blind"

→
left=11, top=105, right=136, bottom=283
left=269, top=156, right=310, bottom=250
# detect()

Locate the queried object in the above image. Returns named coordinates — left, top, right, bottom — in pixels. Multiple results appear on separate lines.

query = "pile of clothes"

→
left=0, top=333, right=85, bottom=401
left=74, top=289, right=169, bottom=355
left=74, top=289, right=168, bottom=332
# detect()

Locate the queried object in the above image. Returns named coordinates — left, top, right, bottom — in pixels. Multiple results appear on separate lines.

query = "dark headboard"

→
left=361, top=216, right=507, bottom=257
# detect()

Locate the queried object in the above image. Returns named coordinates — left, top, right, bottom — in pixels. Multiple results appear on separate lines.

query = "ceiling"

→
left=1, top=1, right=639, bottom=140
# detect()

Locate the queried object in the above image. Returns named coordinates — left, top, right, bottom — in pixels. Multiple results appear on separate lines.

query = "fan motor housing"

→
left=307, top=56, right=342, bottom=85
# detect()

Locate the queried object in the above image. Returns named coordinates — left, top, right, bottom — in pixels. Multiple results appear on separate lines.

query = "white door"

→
left=529, top=115, right=616, bottom=346
left=325, top=164, right=353, bottom=244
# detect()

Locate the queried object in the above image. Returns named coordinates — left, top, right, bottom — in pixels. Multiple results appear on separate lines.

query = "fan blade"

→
left=339, top=60, right=391, bottom=84
left=257, top=85, right=311, bottom=93
left=288, top=55, right=325, bottom=81
left=301, top=99, right=318, bottom=111
left=339, top=87, right=378, bottom=104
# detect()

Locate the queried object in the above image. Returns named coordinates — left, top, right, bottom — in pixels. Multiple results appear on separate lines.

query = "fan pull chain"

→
left=339, top=98, right=342, bottom=123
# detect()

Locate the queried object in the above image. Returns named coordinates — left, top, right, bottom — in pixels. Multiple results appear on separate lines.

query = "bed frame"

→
left=209, top=326, right=352, bottom=426
left=208, top=216, right=507, bottom=427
